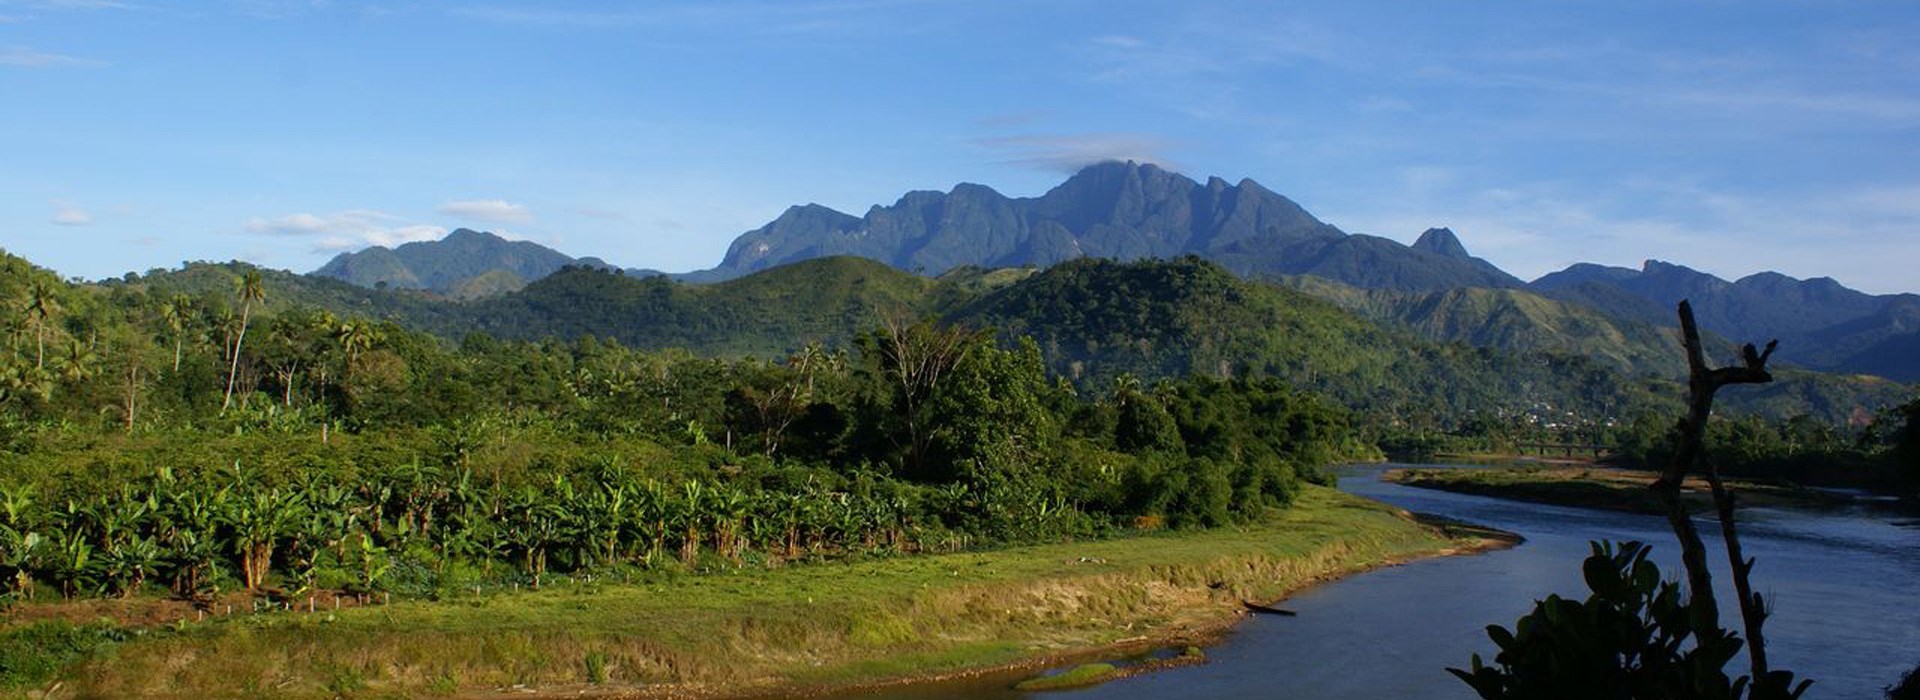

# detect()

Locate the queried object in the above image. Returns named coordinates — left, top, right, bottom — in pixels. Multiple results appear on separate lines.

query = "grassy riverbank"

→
left=1387, top=466, right=1853, bottom=515
left=3, top=486, right=1491, bottom=699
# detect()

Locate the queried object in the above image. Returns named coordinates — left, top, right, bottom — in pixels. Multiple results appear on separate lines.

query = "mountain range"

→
left=306, top=161, right=1920, bottom=382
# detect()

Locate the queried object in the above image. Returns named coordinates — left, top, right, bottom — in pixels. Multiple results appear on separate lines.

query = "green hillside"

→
left=1277, top=276, right=1685, bottom=377
left=111, top=253, right=1907, bottom=429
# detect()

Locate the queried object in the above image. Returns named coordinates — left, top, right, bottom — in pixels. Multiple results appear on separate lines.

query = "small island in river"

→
left=1385, top=465, right=1858, bottom=515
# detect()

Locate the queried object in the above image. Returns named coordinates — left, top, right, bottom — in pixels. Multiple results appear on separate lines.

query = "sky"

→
left=3, top=0, right=1918, bottom=294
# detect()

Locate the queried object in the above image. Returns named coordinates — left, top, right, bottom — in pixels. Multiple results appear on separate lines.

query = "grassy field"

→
left=8, top=486, right=1480, bottom=699
left=1387, top=466, right=1852, bottom=515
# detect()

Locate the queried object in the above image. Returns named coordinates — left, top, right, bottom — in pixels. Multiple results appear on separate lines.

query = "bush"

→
left=1451, top=541, right=1809, bottom=700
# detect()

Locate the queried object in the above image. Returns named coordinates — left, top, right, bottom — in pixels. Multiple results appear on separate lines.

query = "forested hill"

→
left=106, top=252, right=1912, bottom=428
left=1276, top=275, right=1689, bottom=378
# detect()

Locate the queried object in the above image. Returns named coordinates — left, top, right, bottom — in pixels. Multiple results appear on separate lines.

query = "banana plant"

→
left=503, top=484, right=567, bottom=587
left=675, top=480, right=706, bottom=565
left=0, top=527, right=42, bottom=601
left=348, top=531, right=390, bottom=595
left=44, top=530, right=95, bottom=598
left=100, top=535, right=162, bottom=598
left=227, top=487, right=300, bottom=591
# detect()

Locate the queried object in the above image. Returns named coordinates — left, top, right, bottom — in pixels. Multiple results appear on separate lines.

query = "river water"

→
left=855, top=463, right=1920, bottom=699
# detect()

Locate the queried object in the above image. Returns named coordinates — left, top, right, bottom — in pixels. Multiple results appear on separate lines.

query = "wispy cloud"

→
left=0, top=45, right=105, bottom=67
left=437, top=199, right=532, bottom=225
left=975, top=132, right=1177, bottom=173
left=50, top=200, right=92, bottom=226
left=243, top=209, right=445, bottom=252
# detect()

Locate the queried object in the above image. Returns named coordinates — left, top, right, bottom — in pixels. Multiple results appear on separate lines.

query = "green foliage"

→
left=1452, top=541, right=1809, bottom=700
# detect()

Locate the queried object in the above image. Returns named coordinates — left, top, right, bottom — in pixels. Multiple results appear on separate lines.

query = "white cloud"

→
left=975, top=133, right=1178, bottom=173
left=0, top=45, right=104, bottom=67
left=50, top=200, right=92, bottom=226
left=243, top=209, right=446, bottom=252
left=437, top=199, right=532, bottom=224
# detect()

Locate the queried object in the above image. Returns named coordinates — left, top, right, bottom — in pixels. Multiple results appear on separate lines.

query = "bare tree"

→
left=1651, top=299, right=1804, bottom=696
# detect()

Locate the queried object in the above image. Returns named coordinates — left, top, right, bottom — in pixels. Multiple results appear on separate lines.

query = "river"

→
left=853, top=463, right=1920, bottom=699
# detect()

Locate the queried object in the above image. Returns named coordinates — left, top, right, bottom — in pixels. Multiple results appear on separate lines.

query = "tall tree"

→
left=867, top=317, right=986, bottom=475
left=23, top=280, right=60, bottom=370
left=159, top=294, right=192, bottom=372
left=222, top=270, right=265, bottom=413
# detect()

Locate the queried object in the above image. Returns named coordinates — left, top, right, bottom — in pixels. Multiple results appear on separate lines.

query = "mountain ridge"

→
left=290, top=163, right=1918, bottom=382
left=701, top=161, right=1520, bottom=291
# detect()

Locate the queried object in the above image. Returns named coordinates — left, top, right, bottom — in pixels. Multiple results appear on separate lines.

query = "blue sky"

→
left=4, top=1, right=1917, bottom=294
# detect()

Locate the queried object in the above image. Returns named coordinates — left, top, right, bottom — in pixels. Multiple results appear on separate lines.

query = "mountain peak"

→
left=444, top=228, right=499, bottom=243
left=1411, top=227, right=1470, bottom=258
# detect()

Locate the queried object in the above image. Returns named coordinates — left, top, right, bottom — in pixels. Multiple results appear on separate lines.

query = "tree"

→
left=335, top=317, right=378, bottom=373
left=159, top=294, right=192, bottom=372
left=863, top=317, right=988, bottom=475
left=23, top=280, right=60, bottom=370
left=222, top=269, right=265, bottom=413
left=1651, top=301, right=1806, bottom=697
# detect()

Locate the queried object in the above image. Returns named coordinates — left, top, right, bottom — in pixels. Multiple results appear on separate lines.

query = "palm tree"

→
left=334, top=317, right=377, bottom=373
left=159, top=294, right=192, bottom=372
left=55, top=338, right=96, bottom=384
left=222, top=270, right=265, bottom=413
left=23, top=280, right=60, bottom=370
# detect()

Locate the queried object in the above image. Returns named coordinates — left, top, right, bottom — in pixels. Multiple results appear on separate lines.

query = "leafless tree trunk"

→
left=1651, top=300, right=1780, bottom=683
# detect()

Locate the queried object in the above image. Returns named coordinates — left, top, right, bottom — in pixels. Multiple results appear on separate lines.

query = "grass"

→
left=36, top=486, right=1475, bottom=699
left=0, top=621, right=124, bottom=690
left=1013, top=662, right=1120, bottom=690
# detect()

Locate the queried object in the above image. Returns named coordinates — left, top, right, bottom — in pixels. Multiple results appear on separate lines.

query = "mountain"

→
left=1531, top=259, right=1920, bottom=380
left=699, top=161, right=1522, bottom=291
left=312, top=228, right=615, bottom=295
